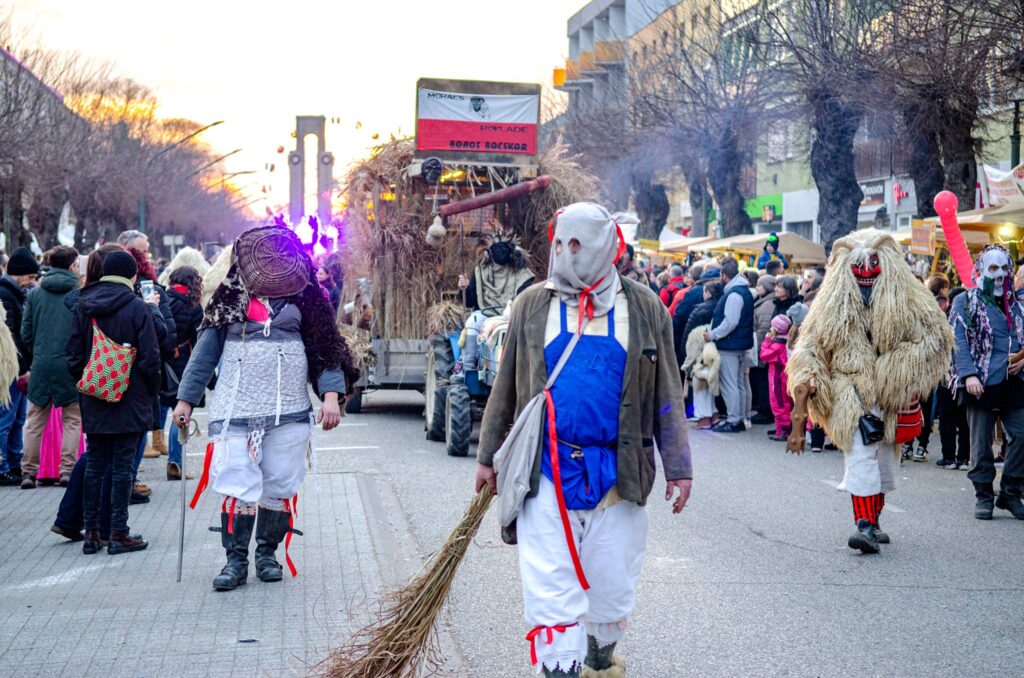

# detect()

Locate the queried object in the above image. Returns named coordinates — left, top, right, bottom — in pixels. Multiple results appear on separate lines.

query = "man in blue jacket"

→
left=704, top=258, right=754, bottom=432
left=950, top=244, right=1024, bottom=521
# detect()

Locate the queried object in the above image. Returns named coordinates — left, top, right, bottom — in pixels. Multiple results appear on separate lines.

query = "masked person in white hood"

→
left=475, top=202, right=693, bottom=678
left=950, top=244, right=1024, bottom=521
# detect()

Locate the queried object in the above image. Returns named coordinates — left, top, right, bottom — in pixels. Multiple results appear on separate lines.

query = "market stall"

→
left=690, top=231, right=826, bottom=268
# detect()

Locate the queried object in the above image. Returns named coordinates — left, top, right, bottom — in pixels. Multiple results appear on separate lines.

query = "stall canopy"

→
left=891, top=226, right=992, bottom=247
left=690, top=231, right=826, bottom=266
left=922, top=202, right=1024, bottom=227
left=659, top=235, right=715, bottom=252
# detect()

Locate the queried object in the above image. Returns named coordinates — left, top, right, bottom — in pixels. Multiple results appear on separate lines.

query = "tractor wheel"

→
left=445, top=383, right=471, bottom=457
left=424, top=351, right=448, bottom=441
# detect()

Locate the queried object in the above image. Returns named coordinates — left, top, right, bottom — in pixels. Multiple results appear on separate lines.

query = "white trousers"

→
left=693, top=385, right=715, bottom=419
left=838, top=435, right=899, bottom=496
left=210, top=421, right=311, bottom=510
left=518, top=477, right=648, bottom=674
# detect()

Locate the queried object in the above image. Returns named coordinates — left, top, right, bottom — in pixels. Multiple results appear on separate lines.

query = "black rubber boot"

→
left=255, top=508, right=292, bottom=582
left=975, top=484, right=995, bottom=520
left=213, top=512, right=254, bottom=591
left=847, top=519, right=880, bottom=554
left=583, top=635, right=625, bottom=676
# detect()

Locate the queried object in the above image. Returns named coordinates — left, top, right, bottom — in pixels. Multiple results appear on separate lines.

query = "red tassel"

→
left=189, top=442, right=215, bottom=510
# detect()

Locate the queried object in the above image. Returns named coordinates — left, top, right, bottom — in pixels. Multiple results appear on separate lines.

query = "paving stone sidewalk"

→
left=0, top=455, right=400, bottom=677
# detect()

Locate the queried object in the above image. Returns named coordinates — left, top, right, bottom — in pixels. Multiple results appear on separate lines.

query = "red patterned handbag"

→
left=76, top=319, right=136, bottom=403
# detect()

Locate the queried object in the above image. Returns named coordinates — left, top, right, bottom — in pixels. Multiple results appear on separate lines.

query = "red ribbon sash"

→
left=526, top=623, right=577, bottom=666
left=544, top=389, right=590, bottom=591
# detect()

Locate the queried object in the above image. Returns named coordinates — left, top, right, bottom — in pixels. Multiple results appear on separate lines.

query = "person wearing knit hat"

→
left=786, top=301, right=810, bottom=327
left=475, top=202, right=693, bottom=678
left=101, top=250, right=138, bottom=280
left=750, top=274, right=779, bottom=426
left=760, top=314, right=793, bottom=441
left=0, top=247, right=41, bottom=483
left=757, top=232, right=789, bottom=271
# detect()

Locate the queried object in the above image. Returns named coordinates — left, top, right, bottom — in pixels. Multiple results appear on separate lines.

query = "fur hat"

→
left=771, top=314, right=792, bottom=334
left=758, top=274, right=777, bottom=293
left=7, top=247, right=39, bottom=276
left=102, top=250, right=138, bottom=279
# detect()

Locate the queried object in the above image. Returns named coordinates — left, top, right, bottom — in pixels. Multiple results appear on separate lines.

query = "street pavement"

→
left=0, top=391, right=1022, bottom=677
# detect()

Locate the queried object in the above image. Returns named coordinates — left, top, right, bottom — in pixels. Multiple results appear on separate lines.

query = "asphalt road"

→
left=326, top=390, right=1024, bottom=678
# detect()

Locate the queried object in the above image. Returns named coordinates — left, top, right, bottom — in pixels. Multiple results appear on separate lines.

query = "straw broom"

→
left=319, top=486, right=495, bottom=678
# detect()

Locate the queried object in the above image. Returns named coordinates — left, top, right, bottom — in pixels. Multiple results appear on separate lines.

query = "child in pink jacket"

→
left=760, top=314, right=793, bottom=441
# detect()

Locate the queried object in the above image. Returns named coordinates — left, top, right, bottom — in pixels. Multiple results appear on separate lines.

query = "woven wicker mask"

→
left=233, top=225, right=311, bottom=298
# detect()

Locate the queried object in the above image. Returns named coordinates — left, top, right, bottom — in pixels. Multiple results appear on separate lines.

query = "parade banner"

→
left=415, top=81, right=539, bottom=157
left=983, top=163, right=1024, bottom=206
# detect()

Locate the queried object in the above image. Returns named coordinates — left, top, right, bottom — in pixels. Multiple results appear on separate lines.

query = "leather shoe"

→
left=975, top=497, right=994, bottom=520
left=51, top=524, right=84, bottom=542
left=713, top=421, right=746, bottom=433
left=995, top=494, right=1024, bottom=520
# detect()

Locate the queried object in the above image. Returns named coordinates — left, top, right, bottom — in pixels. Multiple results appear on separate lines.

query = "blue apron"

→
left=541, top=302, right=627, bottom=510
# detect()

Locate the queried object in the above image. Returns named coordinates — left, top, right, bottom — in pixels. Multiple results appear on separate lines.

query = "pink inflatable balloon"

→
left=933, top=191, right=975, bottom=288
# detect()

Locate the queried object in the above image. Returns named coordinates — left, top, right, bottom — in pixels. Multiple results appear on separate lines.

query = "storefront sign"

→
left=860, top=180, right=885, bottom=207
left=415, top=80, right=540, bottom=157
left=983, top=164, right=1024, bottom=206
left=910, top=221, right=935, bottom=256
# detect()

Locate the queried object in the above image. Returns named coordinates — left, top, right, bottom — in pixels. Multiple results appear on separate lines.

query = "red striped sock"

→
left=875, top=494, right=885, bottom=524
left=851, top=495, right=873, bottom=524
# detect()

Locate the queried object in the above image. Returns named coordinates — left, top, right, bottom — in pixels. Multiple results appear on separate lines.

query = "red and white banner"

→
left=416, top=87, right=539, bottom=155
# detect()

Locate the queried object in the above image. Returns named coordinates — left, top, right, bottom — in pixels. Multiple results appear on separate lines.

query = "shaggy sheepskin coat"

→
left=786, top=229, right=953, bottom=452
left=0, top=305, right=17, bottom=407
left=683, top=324, right=721, bottom=395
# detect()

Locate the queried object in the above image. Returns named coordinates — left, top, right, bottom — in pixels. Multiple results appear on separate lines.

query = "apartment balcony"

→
left=594, top=40, right=625, bottom=66
left=579, top=50, right=597, bottom=75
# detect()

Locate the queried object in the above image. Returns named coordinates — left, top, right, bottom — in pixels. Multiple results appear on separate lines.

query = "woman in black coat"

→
left=683, top=280, right=725, bottom=346
left=66, top=250, right=161, bottom=554
left=161, top=266, right=203, bottom=479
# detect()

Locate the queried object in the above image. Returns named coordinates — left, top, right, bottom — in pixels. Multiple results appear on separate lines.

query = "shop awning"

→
left=689, top=231, right=826, bottom=266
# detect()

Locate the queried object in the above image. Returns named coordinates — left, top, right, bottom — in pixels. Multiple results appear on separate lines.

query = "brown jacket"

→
left=477, top=277, right=692, bottom=506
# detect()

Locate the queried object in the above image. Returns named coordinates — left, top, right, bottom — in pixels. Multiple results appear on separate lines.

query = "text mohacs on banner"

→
left=416, top=87, right=539, bottom=156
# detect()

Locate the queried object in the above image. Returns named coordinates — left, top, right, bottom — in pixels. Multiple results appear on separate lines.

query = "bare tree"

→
left=630, top=2, right=774, bottom=237
left=879, top=0, right=1012, bottom=215
left=762, top=0, right=892, bottom=250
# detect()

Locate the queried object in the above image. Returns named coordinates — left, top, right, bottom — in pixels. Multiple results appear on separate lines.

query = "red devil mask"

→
left=851, top=253, right=880, bottom=287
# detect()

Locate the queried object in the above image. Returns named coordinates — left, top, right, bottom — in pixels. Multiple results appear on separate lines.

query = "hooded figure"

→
left=460, top=233, right=535, bottom=369
left=475, top=202, right=692, bottom=678
left=949, top=243, right=1024, bottom=521
left=787, top=229, right=953, bottom=552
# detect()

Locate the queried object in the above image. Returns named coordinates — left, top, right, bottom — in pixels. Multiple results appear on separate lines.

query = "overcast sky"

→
left=7, top=0, right=581, bottom=212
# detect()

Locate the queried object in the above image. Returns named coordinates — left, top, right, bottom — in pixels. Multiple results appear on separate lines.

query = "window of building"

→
left=662, top=30, right=669, bottom=49
left=705, top=5, right=712, bottom=25
left=786, top=221, right=813, bottom=240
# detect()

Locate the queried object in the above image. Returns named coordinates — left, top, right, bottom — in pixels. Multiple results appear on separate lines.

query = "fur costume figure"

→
left=202, top=244, right=233, bottom=308
left=0, top=305, right=17, bottom=407
left=786, top=228, right=953, bottom=553
left=787, top=229, right=953, bottom=452
left=159, top=246, right=211, bottom=288
left=684, top=324, right=721, bottom=396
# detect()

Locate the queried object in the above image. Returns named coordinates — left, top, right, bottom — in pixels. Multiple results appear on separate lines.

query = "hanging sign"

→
left=415, top=78, right=540, bottom=165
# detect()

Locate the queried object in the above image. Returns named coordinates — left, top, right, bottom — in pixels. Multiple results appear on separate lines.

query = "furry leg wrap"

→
left=581, top=654, right=626, bottom=678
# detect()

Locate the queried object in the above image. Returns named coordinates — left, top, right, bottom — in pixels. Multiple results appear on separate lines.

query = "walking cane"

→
left=175, top=415, right=197, bottom=583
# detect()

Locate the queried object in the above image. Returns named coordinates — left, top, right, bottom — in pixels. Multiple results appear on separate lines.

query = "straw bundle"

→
left=340, top=137, right=602, bottom=340
left=319, top=487, right=494, bottom=678
left=425, top=301, right=466, bottom=336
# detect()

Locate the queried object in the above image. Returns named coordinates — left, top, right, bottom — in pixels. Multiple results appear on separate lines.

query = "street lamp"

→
left=139, top=120, right=224, bottom=233
left=184, top=149, right=243, bottom=183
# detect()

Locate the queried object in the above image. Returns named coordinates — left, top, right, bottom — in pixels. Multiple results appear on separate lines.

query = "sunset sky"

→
left=6, top=0, right=581, bottom=214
